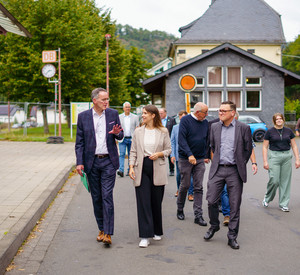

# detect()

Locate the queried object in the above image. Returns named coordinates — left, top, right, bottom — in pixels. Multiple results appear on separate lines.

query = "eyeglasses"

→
left=218, top=109, right=233, bottom=113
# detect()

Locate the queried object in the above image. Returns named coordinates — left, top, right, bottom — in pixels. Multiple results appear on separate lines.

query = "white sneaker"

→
left=262, top=199, right=269, bottom=207
left=280, top=206, right=290, bottom=212
left=153, top=235, right=162, bottom=241
left=139, top=238, right=149, bottom=248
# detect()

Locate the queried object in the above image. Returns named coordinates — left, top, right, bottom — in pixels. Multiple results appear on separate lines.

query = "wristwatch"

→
left=252, top=163, right=257, bottom=166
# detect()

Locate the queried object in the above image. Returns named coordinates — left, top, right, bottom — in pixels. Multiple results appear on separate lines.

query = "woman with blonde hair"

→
left=129, top=105, right=171, bottom=247
left=262, top=113, right=300, bottom=212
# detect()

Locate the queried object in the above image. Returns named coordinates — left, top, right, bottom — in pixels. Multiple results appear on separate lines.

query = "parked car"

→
left=238, top=115, right=268, bottom=142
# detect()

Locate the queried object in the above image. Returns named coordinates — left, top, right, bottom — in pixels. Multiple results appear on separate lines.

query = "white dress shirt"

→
left=93, top=109, right=108, bottom=154
left=123, top=114, right=131, bottom=137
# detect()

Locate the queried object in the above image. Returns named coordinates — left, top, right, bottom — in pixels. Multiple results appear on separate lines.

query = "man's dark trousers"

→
left=87, top=156, right=116, bottom=235
left=206, top=165, right=243, bottom=240
left=177, top=158, right=205, bottom=218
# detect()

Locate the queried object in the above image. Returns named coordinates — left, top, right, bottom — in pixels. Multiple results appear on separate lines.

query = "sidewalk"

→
left=0, top=141, right=75, bottom=275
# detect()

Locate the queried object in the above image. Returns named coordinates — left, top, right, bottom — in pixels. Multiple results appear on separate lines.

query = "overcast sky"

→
left=95, top=0, right=299, bottom=42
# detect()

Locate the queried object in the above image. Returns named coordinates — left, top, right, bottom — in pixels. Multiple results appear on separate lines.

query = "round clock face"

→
left=42, top=64, right=56, bottom=78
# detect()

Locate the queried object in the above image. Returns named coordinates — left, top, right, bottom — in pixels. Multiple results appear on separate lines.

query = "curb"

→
left=0, top=165, right=74, bottom=275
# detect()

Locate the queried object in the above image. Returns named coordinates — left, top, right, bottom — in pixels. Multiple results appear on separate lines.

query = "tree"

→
left=123, top=47, right=151, bottom=106
left=0, top=0, right=151, bottom=133
left=282, top=35, right=300, bottom=101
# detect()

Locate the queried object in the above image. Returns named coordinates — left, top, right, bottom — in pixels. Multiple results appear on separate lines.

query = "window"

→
left=246, top=77, right=261, bottom=86
left=247, top=49, right=255, bottom=54
left=190, top=92, right=203, bottom=108
left=178, top=49, right=186, bottom=54
left=196, top=77, right=204, bottom=87
left=154, top=67, right=163, bottom=75
left=208, top=67, right=223, bottom=86
left=208, top=91, right=222, bottom=109
left=228, top=91, right=242, bottom=110
left=227, top=67, right=242, bottom=86
left=246, top=91, right=261, bottom=110
left=153, top=94, right=162, bottom=107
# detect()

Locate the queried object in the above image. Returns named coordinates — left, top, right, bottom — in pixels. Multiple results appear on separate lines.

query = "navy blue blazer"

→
left=75, top=108, right=124, bottom=174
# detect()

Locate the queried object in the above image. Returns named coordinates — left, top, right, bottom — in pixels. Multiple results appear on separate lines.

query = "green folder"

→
left=80, top=171, right=90, bottom=193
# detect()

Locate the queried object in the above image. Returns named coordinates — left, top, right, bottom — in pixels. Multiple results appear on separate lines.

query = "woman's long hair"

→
left=143, top=105, right=163, bottom=129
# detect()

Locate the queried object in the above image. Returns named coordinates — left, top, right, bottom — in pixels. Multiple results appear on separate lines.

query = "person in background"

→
left=295, top=117, right=300, bottom=137
left=159, top=108, right=176, bottom=176
left=75, top=88, right=123, bottom=246
left=170, top=110, right=194, bottom=201
left=117, top=102, right=139, bottom=177
left=129, top=105, right=171, bottom=248
left=262, top=113, right=300, bottom=212
left=176, top=102, right=209, bottom=227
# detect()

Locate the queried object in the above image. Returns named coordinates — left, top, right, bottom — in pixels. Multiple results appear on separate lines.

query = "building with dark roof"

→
left=142, top=0, right=300, bottom=127
left=168, top=0, right=285, bottom=66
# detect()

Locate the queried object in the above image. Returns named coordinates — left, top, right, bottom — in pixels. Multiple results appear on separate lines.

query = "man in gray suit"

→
left=204, top=101, right=252, bottom=249
left=117, top=102, right=139, bottom=177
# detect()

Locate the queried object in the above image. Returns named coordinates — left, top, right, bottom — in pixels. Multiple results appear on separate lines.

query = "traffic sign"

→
left=42, top=50, right=56, bottom=63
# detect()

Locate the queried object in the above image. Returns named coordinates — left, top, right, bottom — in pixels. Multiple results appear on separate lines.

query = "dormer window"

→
left=178, top=49, right=186, bottom=54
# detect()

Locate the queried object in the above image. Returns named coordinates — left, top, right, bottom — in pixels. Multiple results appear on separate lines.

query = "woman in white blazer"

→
left=129, top=105, right=171, bottom=248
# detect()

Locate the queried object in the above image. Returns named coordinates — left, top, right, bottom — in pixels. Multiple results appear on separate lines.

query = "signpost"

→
left=42, top=49, right=63, bottom=143
left=178, top=74, right=197, bottom=113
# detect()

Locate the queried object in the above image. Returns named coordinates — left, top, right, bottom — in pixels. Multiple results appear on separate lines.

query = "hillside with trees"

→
left=116, top=24, right=176, bottom=65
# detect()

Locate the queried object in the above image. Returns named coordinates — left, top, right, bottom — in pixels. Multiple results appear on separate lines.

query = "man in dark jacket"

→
left=159, top=108, right=176, bottom=176
left=176, top=102, right=209, bottom=227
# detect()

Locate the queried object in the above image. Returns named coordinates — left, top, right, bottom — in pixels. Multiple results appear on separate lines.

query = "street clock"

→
left=42, top=64, right=56, bottom=78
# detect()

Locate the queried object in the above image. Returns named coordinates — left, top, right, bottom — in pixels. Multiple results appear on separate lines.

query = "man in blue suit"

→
left=75, top=88, right=123, bottom=245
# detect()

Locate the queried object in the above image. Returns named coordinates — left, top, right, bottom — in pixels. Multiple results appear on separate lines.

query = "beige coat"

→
left=129, top=125, right=171, bottom=187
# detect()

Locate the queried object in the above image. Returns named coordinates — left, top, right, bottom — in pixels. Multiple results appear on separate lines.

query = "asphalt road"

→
left=7, top=143, right=300, bottom=275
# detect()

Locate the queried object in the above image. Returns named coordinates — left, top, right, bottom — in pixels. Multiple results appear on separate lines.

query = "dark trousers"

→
left=206, top=165, right=243, bottom=240
left=177, top=158, right=205, bottom=218
left=87, top=156, right=116, bottom=235
left=135, top=157, right=165, bottom=238
left=168, top=156, right=174, bottom=173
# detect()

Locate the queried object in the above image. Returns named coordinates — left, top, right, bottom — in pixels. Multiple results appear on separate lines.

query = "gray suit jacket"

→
left=209, top=120, right=252, bottom=183
left=119, top=112, right=139, bottom=137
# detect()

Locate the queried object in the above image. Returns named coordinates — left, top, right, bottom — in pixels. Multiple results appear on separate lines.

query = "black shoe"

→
left=204, top=227, right=220, bottom=240
left=194, top=216, right=207, bottom=226
left=169, top=171, right=174, bottom=176
left=177, top=210, right=185, bottom=220
left=117, top=170, right=124, bottom=177
left=228, top=239, right=239, bottom=249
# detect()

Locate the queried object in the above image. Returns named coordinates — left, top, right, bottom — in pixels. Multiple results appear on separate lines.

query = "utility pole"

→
left=105, top=34, right=111, bottom=97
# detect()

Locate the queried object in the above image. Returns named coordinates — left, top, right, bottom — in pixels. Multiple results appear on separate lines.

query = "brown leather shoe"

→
left=223, top=216, right=230, bottom=226
left=97, top=230, right=105, bottom=242
left=175, top=190, right=179, bottom=197
left=103, top=234, right=112, bottom=245
left=188, top=194, right=194, bottom=201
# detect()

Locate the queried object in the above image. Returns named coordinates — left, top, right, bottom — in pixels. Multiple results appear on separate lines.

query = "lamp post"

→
left=105, top=34, right=111, bottom=97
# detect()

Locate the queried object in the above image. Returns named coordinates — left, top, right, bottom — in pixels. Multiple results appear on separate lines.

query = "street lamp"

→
left=105, top=34, right=111, bottom=96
